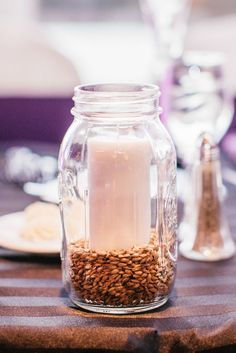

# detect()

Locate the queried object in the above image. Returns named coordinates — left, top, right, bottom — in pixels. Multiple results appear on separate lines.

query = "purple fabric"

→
left=0, top=96, right=235, bottom=145
left=231, top=98, right=236, bottom=130
left=0, top=97, right=73, bottom=143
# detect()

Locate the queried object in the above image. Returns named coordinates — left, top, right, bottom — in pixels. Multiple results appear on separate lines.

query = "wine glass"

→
left=139, top=0, right=192, bottom=124
left=139, top=0, right=191, bottom=77
left=167, top=51, right=234, bottom=166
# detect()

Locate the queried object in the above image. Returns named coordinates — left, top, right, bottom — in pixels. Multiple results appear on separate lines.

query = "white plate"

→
left=0, top=212, right=61, bottom=255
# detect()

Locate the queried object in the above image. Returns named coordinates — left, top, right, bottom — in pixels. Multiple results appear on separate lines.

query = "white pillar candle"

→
left=88, top=136, right=151, bottom=251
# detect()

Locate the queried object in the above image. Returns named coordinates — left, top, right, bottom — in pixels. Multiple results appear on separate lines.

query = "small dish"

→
left=0, top=212, right=60, bottom=255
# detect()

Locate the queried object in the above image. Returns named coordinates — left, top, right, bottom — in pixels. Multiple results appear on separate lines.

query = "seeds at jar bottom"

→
left=69, top=235, right=175, bottom=306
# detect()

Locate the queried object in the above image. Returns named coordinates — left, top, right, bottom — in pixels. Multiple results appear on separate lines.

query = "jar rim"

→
left=74, top=83, right=160, bottom=98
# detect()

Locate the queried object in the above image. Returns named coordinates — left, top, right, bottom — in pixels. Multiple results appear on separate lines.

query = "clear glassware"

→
left=139, top=0, right=192, bottom=125
left=58, top=83, right=177, bottom=314
left=167, top=51, right=234, bottom=166
left=140, top=0, right=192, bottom=82
left=179, top=133, right=235, bottom=261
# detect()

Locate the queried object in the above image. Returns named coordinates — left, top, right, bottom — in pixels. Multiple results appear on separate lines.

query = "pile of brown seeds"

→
left=68, top=233, right=175, bottom=306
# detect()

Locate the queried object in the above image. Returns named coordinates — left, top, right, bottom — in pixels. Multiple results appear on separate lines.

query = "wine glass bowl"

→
left=167, top=51, right=234, bottom=166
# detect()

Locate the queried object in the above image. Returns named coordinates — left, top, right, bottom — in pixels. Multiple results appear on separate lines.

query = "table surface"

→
left=0, top=152, right=236, bottom=353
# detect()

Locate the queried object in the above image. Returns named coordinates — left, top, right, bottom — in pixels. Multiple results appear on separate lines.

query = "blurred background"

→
left=0, top=0, right=236, bottom=147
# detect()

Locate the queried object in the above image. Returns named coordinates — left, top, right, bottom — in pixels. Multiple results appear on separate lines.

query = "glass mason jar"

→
left=58, top=83, right=177, bottom=314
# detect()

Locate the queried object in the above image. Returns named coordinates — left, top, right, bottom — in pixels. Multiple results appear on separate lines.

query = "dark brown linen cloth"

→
left=0, top=181, right=236, bottom=353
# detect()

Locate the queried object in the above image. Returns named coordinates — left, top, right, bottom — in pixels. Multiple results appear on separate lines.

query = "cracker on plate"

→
left=20, top=202, right=61, bottom=241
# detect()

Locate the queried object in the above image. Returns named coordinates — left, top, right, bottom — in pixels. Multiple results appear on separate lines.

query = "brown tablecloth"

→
left=0, top=179, right=236, bottom=353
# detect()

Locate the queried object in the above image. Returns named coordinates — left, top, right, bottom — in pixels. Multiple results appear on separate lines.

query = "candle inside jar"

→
left=88, top=136, right=151, bottom=251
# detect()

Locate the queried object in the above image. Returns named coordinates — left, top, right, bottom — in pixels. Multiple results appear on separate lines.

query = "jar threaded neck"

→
left=71, top=83, right=161, bottom=122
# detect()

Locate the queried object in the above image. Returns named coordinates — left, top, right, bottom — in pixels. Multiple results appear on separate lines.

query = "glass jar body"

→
left=58, top=84, right=177, bottom=314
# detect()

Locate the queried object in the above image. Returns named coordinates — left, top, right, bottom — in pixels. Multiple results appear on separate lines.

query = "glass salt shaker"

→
left=179, top=133, right=235, bottom=261
left=58, top=83, right=177, bottom=314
